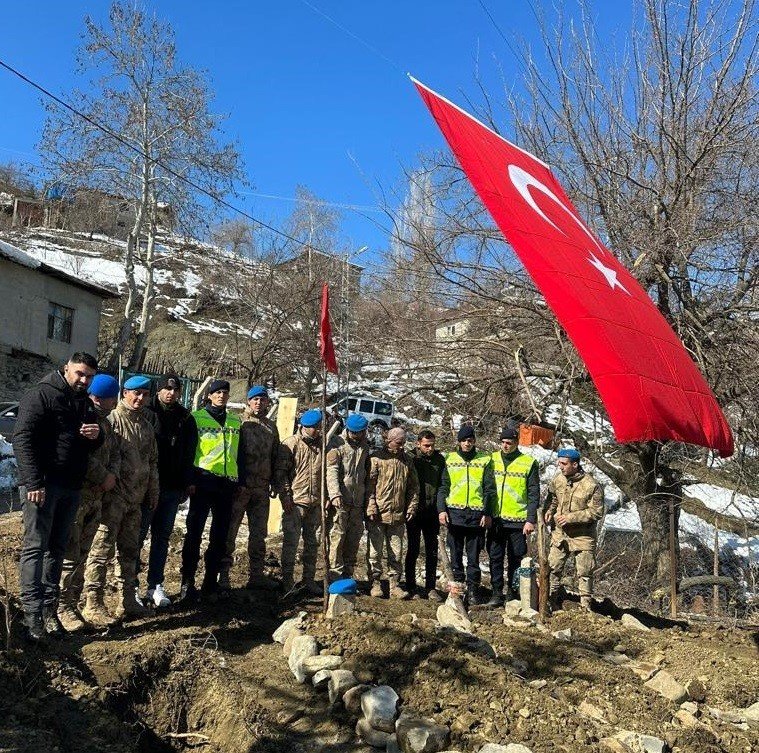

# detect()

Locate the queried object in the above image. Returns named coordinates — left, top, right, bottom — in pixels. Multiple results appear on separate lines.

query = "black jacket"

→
left=12, top=370, right=102, bottom=491
left=143, top=396, right=198, bottom=491
left=410, top=447, right=446, bottom=512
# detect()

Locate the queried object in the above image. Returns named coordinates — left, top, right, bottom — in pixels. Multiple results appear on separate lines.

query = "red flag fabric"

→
left=413, top=77, right=733, bottom=456
left=319, top=282, right=338, bottom=374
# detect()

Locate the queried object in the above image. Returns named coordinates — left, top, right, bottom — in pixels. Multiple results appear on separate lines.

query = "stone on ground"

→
left=684, top=677, right=706, bottom=702
left=355, top=717, right=393, bottom=747
left=343, top=683, right=371, bottom=715
left=361, top=684, right=400, bottom=732
left=287, top=634, right=319, bottom=683
left=478, top=744, right=534, bottom=753
left=328, top=669, right=359, bottom=705
left=300, top=653, right=343, bottom=679
left=578, top=700, right=607, bottom=723
left=644, top=670, right=688, bottom=705
left=744, top=701, right=759, bottom=726
left=283, top=626, right=305, bottom=658
left=312, top=669, right=332, bottom=689
left=436, top=597, right=472, bottom=633
left=395, top=711, right=451, bottom=753
left=620, top=613, right=650, bottom=632
left=613, top=730, right=666, bottom=753
left=326, top=593, right=355, bottom=619
left=552, top=628, right=572, bottom=641
left=628, top=662, right=659, bottom=681
left=272, top=611, right=306, bottom=644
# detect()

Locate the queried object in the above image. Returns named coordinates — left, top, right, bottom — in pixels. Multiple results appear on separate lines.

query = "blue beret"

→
left=123, top=375, right=152, bottom=391
left=247, top=385, right=268, bottom=399
left=88, top=373, right=120, bottom=398
left=345, top=414, right=368, bottom=432
left=300, top=409, right=322, bottom=428
left=328, top=578, right=357, bottom=595
left=557, top=448, right=581, bottom=461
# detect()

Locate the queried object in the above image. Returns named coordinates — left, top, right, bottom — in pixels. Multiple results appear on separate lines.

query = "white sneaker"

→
left=147, top=584, right=171, bottom=608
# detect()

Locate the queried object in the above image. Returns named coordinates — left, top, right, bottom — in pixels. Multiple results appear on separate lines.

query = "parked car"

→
left=0, top=402, right=19, bottom=440
left=329, top=395, right=395, bottom=430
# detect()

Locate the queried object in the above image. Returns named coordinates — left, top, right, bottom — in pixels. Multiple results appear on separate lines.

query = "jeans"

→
left=19, top=484, right=81, bottom=615
left=486, top=520, right=527, bottom=594
left=447, top=524, right=484, bottom=587
left=180, top=477, right=235, bottom=588
left=405, top=507, right=439, bottom=591
left=139, top=489, right=184, bottom=588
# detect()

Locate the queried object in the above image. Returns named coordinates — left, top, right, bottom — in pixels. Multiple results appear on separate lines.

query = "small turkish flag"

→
left=413, top=77, right=733, bottom=456
left=319, top=283, right=338, bottom=374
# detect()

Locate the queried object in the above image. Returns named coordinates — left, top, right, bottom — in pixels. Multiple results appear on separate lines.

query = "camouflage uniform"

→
left=545, top=469, right=604, bottom=606
left=84, top=400, right=159, bottom=609
left=326, top=430, right=370, bottom=579
left=59, top=409, right=121, bottom=609
left=222, top=409, right=284, bottom=582
left=279, top=430, right=323, bottom=587
left=366, top=448, right=419, bottom=588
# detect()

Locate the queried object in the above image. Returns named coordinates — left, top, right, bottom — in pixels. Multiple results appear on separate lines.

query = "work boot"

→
left=486, top=589, right=505, bottom=608
left=280, top=575, right=295, bottom=594
left=217, top=571, right=231, bottom=592
left=427, top=588, right=443, bottom=603
left=57, top=602, right=87, bottom=633
left=179, top=582, right=199, bottom=604
left=303, top=580, right=323, bottom=597
left=369, top=581, right=384, bottom=598
left=120, top=588, right=150, bottom=619
left=22, top=612, right=45, bottom=644
left=468, top=585, right=486, bottom=606
left=246, top=573, right=278, bottom=591
left=82, top=592, right=118, bottom=628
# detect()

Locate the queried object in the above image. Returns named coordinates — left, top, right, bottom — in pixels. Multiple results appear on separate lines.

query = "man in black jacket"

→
left=12, top=352, right=102, bottom=641
left=405, top=430, right=446, bottom=601
left=139, top=373, right=197, bottom=607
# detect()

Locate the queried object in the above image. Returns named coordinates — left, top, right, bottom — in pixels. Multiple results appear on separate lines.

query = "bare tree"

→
left=41, top=1, right=244, bottom=370
left=210, top=219, right=257, bottom=259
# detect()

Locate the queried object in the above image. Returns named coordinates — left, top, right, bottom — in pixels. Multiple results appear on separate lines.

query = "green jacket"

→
left=192, top=408, right=241, bottom=482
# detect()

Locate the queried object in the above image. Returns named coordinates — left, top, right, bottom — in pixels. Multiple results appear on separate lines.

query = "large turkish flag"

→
left=413, top=78, right=733, bottom=456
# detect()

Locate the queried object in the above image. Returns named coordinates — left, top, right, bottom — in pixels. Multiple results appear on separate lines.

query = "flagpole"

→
left=320, top=362, right=329, bottom=615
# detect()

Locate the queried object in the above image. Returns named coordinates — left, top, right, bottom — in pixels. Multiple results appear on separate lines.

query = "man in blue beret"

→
left=58, top=374, right=121, bottom=631
left=13, top=352, right=102, bottom=641
left=83, top=374, right=158, bottom=623
left=220, top=385, right=285, bottom=591
left=544, top=448, right=604, bottom=610
left=279, top=409, right=325, bottom=594
left=326, top=413, right=371, bottom=582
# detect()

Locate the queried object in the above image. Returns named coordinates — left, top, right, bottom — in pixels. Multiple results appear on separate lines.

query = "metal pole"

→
left=538, top=514, right=549, bottom=621
left=712, top=527, right=719, bottom=617
left=320, top=364, right=329, bottom=615
left=668, top=496, right=678, bottom=618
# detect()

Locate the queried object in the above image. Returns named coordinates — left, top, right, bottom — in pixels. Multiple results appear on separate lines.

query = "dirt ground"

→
left=0, top=510, right=757, bottom=753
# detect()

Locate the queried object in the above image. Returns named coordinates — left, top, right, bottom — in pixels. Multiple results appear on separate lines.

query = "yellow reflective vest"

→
left=444, top=451, right=491, bottom=512
left=491, top=450, right=536, bottom=522
left=192, top=409, right=241, bottom=481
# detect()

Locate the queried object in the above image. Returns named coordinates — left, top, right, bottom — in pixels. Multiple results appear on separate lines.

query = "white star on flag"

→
left=587, top=252, right=630, bottom=294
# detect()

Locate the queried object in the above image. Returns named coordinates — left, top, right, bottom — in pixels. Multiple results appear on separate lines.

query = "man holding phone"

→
left=13, top=352, right=102, bottom=642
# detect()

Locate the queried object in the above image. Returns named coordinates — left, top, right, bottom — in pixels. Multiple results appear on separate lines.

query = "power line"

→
left=0, top=57, right=325, bottom=252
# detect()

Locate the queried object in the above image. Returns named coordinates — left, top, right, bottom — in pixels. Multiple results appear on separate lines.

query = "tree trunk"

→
left=129, top=201, right=157, bottom=370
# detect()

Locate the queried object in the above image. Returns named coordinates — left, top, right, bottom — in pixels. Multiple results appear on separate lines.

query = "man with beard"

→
left=13, top=352, right=101, bottom=641
left=139, top=373, right=197, bottom=607
left=58, top=373, right=121, bottom=631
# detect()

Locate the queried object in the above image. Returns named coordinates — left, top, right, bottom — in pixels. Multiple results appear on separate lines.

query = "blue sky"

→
left=0, top=1, right=632, bottom=260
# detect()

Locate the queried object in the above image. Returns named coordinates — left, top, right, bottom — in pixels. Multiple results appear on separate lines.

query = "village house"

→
left=0, top=237, right=116, bottom=400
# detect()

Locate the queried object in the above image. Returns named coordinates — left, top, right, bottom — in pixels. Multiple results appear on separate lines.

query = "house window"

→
left=48, top=302, right=74, bottom=343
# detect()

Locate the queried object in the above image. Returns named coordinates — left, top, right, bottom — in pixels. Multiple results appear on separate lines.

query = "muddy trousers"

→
left=281, top=504, right=321, bottom=584
left=404, top=508, right=439, bottom=592
left=181, top=477, right=236, bottom=588
left=548, top=540, right=595, bottom=598
left=486, top=522, right=527, bottom=595
left=328, top=504, right=365, bottom=579
left=84, top=496, right=141, bottom=598
left=366, top=520, right=405, bottom=584
left=221, top=488, right=270, bottom=579
left=447, top=525, right=485, bottom=588
left=138, top=489, right=184, bottom=588
left=19, top=484, right=81, bottom=617
left=60, top=492, right=103, bottom=606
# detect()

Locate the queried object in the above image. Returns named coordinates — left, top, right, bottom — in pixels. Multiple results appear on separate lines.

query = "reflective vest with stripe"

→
left=192, top=409, right=241, bottom=481
left=444, top=451, right=491, bottom=512
left=491, top=450, right=535, bottom=522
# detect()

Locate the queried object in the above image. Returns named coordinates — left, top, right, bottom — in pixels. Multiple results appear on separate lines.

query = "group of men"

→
left=11, top=352, right=604, bottom=643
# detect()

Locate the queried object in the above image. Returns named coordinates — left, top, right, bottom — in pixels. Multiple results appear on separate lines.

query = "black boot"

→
left=486, top=589, right=505, bottom=608
left=42, top=605, right=65, bottom=637
left=468, top=585, right=486, bottom=606
left=23, top=612, right=46, bottom=643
